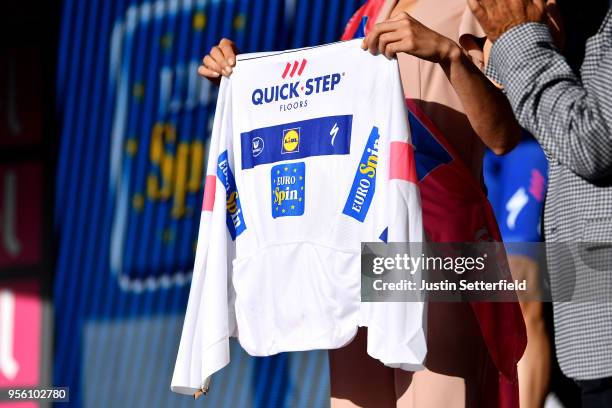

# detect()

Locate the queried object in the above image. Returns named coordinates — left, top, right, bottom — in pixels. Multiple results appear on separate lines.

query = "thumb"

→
left=467, top=0, right=487, bottom=20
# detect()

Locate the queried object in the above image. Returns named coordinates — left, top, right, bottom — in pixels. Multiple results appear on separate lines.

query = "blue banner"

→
left=241, top=114, right=352, bottom=169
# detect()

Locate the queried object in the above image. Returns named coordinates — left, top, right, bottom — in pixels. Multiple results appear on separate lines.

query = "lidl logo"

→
left=271, top=162, right=305, bottom=218
left=282, top=59, right=307, bottom=79
left=281, top=128, right=300, bottom=154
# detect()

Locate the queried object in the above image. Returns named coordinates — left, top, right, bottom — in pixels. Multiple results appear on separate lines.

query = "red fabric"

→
left=406, top=98, right=525, bottom=408
left=340, top=0, right=387, bottom=40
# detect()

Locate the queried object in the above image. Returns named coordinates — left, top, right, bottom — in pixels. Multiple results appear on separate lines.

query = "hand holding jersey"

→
left=198, top=38, right=239, bottom=84
left=361, top=12, right=461, bottom=64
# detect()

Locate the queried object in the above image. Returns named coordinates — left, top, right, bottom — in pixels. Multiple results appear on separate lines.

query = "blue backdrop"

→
left=53, top=0, right=363, bottom=406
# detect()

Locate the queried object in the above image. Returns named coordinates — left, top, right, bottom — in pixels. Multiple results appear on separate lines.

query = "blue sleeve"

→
left=484, top=139, right=549, bottom=257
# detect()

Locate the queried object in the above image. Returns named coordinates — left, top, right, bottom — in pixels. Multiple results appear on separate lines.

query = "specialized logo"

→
left=506, top=187, right=528, bottom=230
left=241, top=115, right=352, bottom=169
left=251, top=59, right=345, bottom=111
left=282, top=59, right=307, bottom=79
left=252, top=137, right=264, bottom=157
left=343, top=127, right=380, bottom=222
left=330, top=122, right=339, bottom=146
left=217, top=151, right=246, bottom=240
left=281, top=128, right=300, bottom=154
left=271, top=162, right=305, bottom=218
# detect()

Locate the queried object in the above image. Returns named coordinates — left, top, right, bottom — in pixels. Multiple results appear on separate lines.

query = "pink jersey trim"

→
left=202, top=175, right=216, bottom=212
left=389, top=141, right=417, bottom=183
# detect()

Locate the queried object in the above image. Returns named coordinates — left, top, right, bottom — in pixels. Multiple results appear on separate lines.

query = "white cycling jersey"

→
left=171, top=39, right=426, bottom=396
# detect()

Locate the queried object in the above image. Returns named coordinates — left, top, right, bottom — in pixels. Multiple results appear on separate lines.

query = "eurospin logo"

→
left=251, top=58, right=345, bottom=111
left=271, top=162, right=305, bottom=218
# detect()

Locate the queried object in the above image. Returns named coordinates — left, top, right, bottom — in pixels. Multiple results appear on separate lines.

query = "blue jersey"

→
left=484, top=136, right=548, bottom=247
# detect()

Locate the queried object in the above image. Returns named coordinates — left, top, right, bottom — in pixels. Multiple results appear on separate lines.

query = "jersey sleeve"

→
left=365, top=61, right=427, bottom=371
left=386, top=62, right=422, bottom=243
left=171, top=78, right=236, bottom=396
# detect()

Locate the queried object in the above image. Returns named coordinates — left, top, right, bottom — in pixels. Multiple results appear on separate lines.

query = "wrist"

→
left=439, top=40, right=461, bottom=66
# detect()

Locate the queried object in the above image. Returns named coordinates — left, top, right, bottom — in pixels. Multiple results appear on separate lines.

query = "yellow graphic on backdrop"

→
left=147, top=122, right=204, bottom=218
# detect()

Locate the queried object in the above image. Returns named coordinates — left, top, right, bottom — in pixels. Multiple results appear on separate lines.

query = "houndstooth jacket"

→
left=488, top=11, right=612, bottom=380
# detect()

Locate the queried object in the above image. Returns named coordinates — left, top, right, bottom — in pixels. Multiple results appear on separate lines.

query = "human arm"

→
left=362, top=12, right=521, bottom=154
left=470, top=0, right=612, bottom=180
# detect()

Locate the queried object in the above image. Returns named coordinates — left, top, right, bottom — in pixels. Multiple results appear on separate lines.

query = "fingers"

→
left=197, top=65, right=221, bottom=78
left=378, top=32, right=407, bottom=57
left=475, top=0, right=494, bottom=9
left=202, top=55, right=222, bottom=77
left=380, top=41, right=404, bottom=59
left=363, top=21, right=404, bottom=54
left=212, top=46, right=234, bottom=76
left=199, top=38, right=238, bottom=80
left=467, top=0, right=487, bottom=19
left=362, top=15, right=411, bottom=55
left=219, top=38, right=237, bottom=66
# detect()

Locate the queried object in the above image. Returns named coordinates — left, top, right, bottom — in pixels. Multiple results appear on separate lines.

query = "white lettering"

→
left=0, top=289, right=19, bottom=380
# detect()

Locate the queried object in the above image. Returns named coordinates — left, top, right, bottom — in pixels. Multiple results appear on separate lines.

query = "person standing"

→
left=470, top=1, right=612, bottom=407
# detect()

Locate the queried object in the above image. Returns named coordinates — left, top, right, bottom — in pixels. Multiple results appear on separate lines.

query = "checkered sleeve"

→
left=484, top=55, right=501, bottom=86
left=489, top=22, right=612, bottom=180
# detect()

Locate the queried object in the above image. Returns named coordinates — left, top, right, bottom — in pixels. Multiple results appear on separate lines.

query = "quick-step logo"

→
left=217, top=150, right=246, bottom=240
left=343, top=127, right=380, bottom=222
left=251, top=58, right=345, bottom=112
